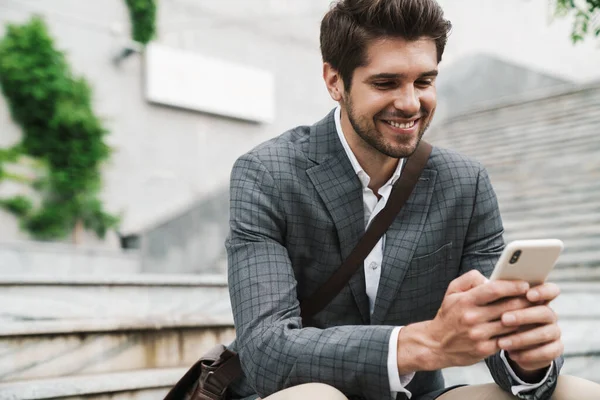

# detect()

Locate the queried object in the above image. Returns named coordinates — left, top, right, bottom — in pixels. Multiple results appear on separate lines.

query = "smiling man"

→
left=223, top=1, right=600, bottom=400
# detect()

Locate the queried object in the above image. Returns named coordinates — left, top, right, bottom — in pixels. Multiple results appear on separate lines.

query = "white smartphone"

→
left=489, top=239, right=564, bottom=285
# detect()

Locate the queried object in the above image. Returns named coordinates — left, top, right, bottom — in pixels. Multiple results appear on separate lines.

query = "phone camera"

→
left=509, top=250, right=522, bottom=264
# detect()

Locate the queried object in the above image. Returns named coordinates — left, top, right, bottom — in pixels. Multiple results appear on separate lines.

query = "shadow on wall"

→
left=139, top=189, right=230, bottom=274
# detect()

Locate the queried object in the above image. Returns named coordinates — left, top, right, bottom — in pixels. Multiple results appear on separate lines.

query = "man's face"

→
left=340, top=37, right=438, bottom=159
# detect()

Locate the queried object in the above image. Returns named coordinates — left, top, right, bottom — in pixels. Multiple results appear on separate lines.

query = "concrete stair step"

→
left=551, top=282, right=600, bottom=319
left=437, top=86, right=600, bottom=138
left=450, top=85, right=600, bottom=124
left=505, top=224, right=600, bottom=241
left=491, top=161, right=600, bottom=182
left=0, top=241, right=141, bottom=275
left=434, top=110, right=600, bottom=152
left=0, top=274, right=231, bottom=322
left=0, top=273, right=234, bottom=384
left=488, top=162, right=600, bottom=184
left=440, top=126, right=600, bottom=164
left=501, top=202, right=600, bottom=221
left=498, top=189, right=600, bottom=214
left=447, top=97, right=600, bottom=135
left=456, top=143, right=600, bottom=174
left=492, top=183, right=600, bottom=206
left=440, top=103, right=595, bottom=138
left=554, top=250, right=600, bottom=268
left=438, top=114, right=600, bottom=157
left=0, top=317, right=234, bottom=383
left=550, top=237, right=600, bottom=252
left=0, top=367, right=184, bottom=400
left=503, top=212, right=600, bottom=233
left=549, top=266, right=600, bottom=282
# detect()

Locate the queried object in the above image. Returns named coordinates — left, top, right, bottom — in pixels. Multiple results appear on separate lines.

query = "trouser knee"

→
left=552, top=375, right=600, bottom=400
left=296, top=383, right=348, bottom=399
left=260, top=383, right=348, bottom=400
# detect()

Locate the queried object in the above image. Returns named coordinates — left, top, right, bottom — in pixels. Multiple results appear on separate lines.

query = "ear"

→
left=323, top=62, right=344, bottom=102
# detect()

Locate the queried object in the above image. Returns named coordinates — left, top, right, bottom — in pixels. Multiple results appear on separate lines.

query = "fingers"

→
left=480, top=297, right=534, bottom=322
left=501, top=305, right=557, bottom=327
left=498, top=324, right=561, bottom=351
left=447, top=269, right=487, bottom=295
left=467, top=320, right=520, bottom=341
left=469, top=280, right=529, bottom=306
left=527, top=283, right=560, bottom=303
left=471, top=339, right=501, bottom=359
left=507, top=340, right=563, bottom=371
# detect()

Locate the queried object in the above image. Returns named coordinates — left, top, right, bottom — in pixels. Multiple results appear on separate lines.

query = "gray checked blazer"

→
left=225, top=110, right=563, bottom=400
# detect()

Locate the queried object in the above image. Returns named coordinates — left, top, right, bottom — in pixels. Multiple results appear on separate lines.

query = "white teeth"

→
left=387, top=120, right=416, bottom=129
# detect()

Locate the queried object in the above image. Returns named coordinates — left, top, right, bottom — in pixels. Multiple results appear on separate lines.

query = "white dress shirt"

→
left=333, top=106, right=552, bottom=398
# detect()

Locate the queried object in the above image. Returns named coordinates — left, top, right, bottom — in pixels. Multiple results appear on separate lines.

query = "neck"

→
left=340, top=110, right=399, bottom=193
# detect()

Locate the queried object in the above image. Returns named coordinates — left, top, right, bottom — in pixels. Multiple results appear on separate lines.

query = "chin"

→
left=387, top=138, right=421, bottom=158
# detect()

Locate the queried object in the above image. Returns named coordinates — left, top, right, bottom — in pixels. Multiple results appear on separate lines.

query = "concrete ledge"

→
left=0, top=275, right=232, bottom=322
left=0, top=367, right=185, bottom=400
left=0, top=323, right=236, bottom=382
left=0, top=240, right=138, bottom=258
left=0, top=241, right=141, bottom=276
left=0, top=273, right=228, bottom=286
left=0, top=316, right=234, bottom=337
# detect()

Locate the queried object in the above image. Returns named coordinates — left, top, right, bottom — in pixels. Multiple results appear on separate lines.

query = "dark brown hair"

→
left=320, top=0, right=452, bottom=89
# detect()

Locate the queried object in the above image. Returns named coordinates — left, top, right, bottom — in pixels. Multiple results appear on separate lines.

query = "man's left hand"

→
left=496, top=282, right=563, bottom=380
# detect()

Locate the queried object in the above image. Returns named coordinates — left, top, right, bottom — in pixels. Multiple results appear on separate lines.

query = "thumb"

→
left=447, top=269, right=488, bottom=295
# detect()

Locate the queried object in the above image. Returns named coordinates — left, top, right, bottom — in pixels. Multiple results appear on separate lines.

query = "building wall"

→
left=0, top=0, right=335, bottom=249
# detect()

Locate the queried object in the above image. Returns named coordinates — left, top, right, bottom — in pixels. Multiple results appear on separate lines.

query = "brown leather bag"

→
left=164, top=141, right=433, bottom=400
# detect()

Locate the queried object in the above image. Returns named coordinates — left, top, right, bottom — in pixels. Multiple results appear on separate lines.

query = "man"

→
left=225, top=0, right=600, bottom=399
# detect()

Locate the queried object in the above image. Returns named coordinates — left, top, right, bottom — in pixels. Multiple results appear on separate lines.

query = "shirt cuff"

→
left=500, top=350, right=554, bottom=395
left=388, top=326, right=415, bottom=398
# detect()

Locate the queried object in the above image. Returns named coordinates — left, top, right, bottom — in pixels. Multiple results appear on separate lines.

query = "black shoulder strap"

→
left=300, top=141, right=433, bottom=320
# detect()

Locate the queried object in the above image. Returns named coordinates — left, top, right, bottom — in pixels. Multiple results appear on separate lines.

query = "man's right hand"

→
left=397, top=270, right=532, bottom=374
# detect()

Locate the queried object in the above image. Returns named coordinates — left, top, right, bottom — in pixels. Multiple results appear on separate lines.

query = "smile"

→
left=383, top=119, right=418, bottom=129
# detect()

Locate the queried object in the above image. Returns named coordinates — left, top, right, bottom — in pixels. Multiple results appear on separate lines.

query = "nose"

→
left=393, top=85, right=420, bottom=116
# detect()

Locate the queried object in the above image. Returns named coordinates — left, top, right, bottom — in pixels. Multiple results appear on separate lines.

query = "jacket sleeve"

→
left=459, top=165, right=564, bottom=399
left=226, top=153, right=395, bottom=400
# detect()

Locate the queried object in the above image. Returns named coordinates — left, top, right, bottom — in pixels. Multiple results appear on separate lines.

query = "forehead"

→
left=358, top=37, right=438, bottom=77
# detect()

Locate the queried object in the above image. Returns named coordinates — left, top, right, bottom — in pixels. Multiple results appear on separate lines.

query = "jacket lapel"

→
left=306, top=110, right=370, bottom=323
left=370, top=168, right=438, bottom=325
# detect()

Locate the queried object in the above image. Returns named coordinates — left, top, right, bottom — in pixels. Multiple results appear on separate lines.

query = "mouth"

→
left=381, top=118, right=420, bottom=134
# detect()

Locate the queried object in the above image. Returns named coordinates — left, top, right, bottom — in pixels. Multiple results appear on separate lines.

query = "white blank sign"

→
left=144, top=43, right=275, bottom=123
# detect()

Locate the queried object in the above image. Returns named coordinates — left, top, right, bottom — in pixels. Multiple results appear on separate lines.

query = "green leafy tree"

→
left=554, top=0, right=600, bottom=42
left=0, top=16, right=118, bottom=241
left=124, top=0, right=157, bottom=45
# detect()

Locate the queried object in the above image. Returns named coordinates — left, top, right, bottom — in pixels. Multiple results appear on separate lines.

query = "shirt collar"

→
left=334, top=106, right=404, bottom=189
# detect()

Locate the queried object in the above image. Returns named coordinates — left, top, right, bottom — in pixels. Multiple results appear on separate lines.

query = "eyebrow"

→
left=367, top=70, right=439, bottom=80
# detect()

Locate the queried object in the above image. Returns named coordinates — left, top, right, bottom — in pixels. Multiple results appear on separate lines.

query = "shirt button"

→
left=369, top=261, right=378, bottom=270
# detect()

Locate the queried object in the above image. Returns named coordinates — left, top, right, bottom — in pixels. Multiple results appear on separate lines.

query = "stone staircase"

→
left=2, top=82, right=599, bottom=397
left=0, top=266, right=234, bottom=399
left=429, top=81, right=600, bottom=279
left=430, top=81, right=600, bottom=383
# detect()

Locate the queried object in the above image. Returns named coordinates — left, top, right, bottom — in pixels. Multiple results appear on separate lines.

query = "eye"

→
left=372, top=81, right=396, bottom=90
left=415, top=79, right=434, bottom=88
